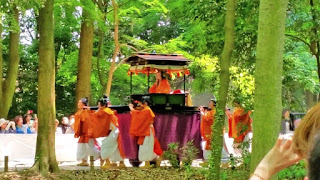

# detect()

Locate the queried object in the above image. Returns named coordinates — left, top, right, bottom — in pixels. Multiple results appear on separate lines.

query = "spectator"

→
left=250, top=137, right=301, bottom=180
left=294, top=118, right=301, bottom=129
left=0, top=118, right=16, bottom=133
left=23, top=114, right=32, bottom=125
left=23, top=113, right=39, bottom=133
left=61, top=117, right=69, bottom=134
left=280, top=109, right=290, bottom=134
left=55, top=119, right=62, bottom=134
left=14, top=115, right=32, bottom=134
left=65, top=115, right=75, bottom=134
left=251, top=103, right=320, bottom=180
left=31, top=118, right=38, bottom=133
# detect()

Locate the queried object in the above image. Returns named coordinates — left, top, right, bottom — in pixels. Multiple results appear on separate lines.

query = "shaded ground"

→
left=0, top=159, right=251, bottom=180
left=0, top=168, right=206, bottom=180
left=0, top=167, right=251, bottom=180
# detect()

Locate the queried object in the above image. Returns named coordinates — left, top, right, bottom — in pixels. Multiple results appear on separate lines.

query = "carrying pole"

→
left=184, top=74, right=186, bottom=92
left=147, top=69, right=150, bottom=92
left=130, top=72, right=133, bottom=94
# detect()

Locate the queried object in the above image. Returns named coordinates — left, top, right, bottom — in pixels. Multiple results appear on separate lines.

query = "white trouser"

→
left=138, top=128, right=156, bottom=161
left=101, top=123, right=123, bottom=162
left=77, top=138, right=100, bottom=161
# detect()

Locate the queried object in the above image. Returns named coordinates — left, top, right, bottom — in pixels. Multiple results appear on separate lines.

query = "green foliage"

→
left=8, top=41, right=38, bottom=119
left=0, top=0, right=316, bottom=128
left=282, top=40, right=319, bottom=111
left=278, top=160, right=307, bottom=180
left=164, top=142, right=180, bottom=168
left=189, top=55, right=220, bottom=94
left=235, top=140, right=252, bottom=170
left=181, top=140, right=199, bottom=168
left=164, top=140, right=200, bottom=169
left=56, top=50, right=78, bottom=116
left=220, top=168, right=250, bottom=180
left=229, top=66, right=254, bottom=111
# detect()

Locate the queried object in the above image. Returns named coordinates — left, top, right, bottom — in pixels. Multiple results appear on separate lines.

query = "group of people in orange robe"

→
left=74, top=95, right=164, bottom=168
left=73, top=71, right=170, bottom=168
left=199, top=99, right=252, bottom=163
left=74, top=96, right=125, bottom=168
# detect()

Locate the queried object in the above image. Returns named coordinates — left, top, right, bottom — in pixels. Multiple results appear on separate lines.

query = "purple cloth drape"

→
left=117, top=112, right=202, bottom=159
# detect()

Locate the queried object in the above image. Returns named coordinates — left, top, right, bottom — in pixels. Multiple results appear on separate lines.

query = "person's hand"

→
left=251, top=136, right=302, bottom=180
left=6, top=122, right=13, bottom=130
left=83, top=106, right=90, bottom=110
left=199, top=106, right=204, bottom=112
left=129, top=104, right=134, bottom=111
left=8, top=121, right=15, bottom=127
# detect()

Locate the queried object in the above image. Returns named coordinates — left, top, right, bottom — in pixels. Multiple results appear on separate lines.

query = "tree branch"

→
left=285, top=33, right=311, bottom=49
left=106, top=1, right=130, bottom=14
left=138, top=48, right=153, bottom=53
left=119, top=43, right=139, bottom=52
left=114, top=57, right=129, bottom=71
left=26, top=25, right=35, bottom=42
left=317, top=41, right=320, bottom=58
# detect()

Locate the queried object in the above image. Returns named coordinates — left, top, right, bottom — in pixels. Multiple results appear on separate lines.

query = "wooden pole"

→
left=90, top=156, right=94, bottom=171
left=4, top=156, right=8, bottom=172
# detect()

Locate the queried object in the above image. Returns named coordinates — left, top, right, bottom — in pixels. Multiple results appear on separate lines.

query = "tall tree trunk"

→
left=75, top=0, right=94, bottom=108
left=105, top=0, right=119, bottom=97
left=0, top=6, right=20, bottom=119
left=309, top=0, right=320, bottom=82
left=97, top=0, right=108, bottom=93
left=31, top=0, right=59, bottom=176
left=250, top=0, right=288, bottom=177
left=0, top=16, right=3, bottom=105
left=209, top=0, right=236, bottom=179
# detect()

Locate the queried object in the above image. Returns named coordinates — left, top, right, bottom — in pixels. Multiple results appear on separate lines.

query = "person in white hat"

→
left=65, top=115, right=75, bottom=134
left=0, top=118, right=16, bottom=134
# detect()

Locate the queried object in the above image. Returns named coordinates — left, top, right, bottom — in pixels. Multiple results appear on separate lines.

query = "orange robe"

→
left=89, top=108, right=125, bottom=159
left=200, top=109, right=216, bottom=150
left=228, top=107, right=252, bottom=143
left=149, top=79, right=171, bottom=93
left=74, top=109, right=93, bottom=143
left=130, top=106, right=163, bottom=156
left=90, top=109, right=111, bottom=138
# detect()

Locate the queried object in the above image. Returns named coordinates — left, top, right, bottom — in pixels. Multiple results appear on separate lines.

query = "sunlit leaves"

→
left=189, top=55, right=219, bottom=94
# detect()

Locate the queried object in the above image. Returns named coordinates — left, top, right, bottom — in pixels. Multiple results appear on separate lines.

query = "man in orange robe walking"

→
left=200, top=100, right=216, bottom=152
left=199, top=99, right=230, bottom=166
left=129, top=96, right=163, bottom=168
left=90, top=96, right=125, bottom=169
left=226, top=100, right=252, bottom=143
left=74, top=98, right=100, bottom=166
